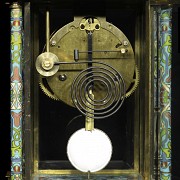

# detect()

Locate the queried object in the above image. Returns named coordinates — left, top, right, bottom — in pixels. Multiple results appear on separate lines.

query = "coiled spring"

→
left=71, top=63, right=126, bottom=119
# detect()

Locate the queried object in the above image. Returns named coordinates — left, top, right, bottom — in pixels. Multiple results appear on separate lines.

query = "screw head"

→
left=123, top=41, right=129, bottom=46
left=41, top=59, right=53, bottom=70
left=44, top=61, right=51, bottom=67
left=59, top=74, right=67, bottom=81
left=120, top=48, right=126, bottom=54
left=51, top=40, right=56, bottom=46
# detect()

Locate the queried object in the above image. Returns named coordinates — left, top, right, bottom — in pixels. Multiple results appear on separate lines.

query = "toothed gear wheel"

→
left=125, top=65, right=140, bottom=98
left=39, top=75, right=60, bottom=101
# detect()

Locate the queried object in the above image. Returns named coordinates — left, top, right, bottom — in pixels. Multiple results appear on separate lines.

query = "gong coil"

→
left=71, top=63, right=126, bottom=119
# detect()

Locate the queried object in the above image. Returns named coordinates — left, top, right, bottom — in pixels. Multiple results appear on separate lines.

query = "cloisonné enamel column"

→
left=159, top=8, right=172, bottom=180
left=10, top=2, right=23, bottom=180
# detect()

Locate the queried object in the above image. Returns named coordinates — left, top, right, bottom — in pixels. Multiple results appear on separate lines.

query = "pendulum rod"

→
left=85, top=31, right=94, bottom=131
left=87, top=32, right=94, bottom=86
left=87, top=171, right=91, bottom=179
left=88, top=32, right=93, bottom=67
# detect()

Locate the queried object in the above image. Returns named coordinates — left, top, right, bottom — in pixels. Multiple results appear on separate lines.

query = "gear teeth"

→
left=39, top=75, right=60, bottom=101
left=125, top=65, right=140, bottom=98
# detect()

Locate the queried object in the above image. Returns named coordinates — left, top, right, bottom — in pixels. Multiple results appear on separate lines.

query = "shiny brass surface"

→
left=35, top=169, right=138, bottom=175
left=39, top=17, right=139, bottom=107
left=80, top=17, right=101, bottom=31
left=39, top=75, right=60, bottom=100
left=46, top=10, right=50, bottom=52
left=36, top=52, right=59, bottom=77
left=125, top=65, right=140, bottom=98
left=85, top=91, right=94, bottom=131
left=10, top=2, right=21, bottom=9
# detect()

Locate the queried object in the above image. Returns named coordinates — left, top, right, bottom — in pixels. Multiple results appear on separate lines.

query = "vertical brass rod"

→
left=46, top=10, right=50, bottom=52
left=85, top=90, right=94, bottom=131
left=87, top=171, right=90, bottom=179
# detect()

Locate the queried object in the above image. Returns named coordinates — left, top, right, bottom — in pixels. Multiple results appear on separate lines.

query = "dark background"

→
left=0, top=1, right=180, bottom=179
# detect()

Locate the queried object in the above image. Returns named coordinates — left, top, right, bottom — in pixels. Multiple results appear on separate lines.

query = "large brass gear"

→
left=39, top=76, right=60, bottom=101
left=38, top=16, right=140, bottom=105
left=125, top=65, right=140, bottom=98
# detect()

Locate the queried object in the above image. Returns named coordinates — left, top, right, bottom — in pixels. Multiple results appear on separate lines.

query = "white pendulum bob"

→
left=67, top=128, right=112, bottom=173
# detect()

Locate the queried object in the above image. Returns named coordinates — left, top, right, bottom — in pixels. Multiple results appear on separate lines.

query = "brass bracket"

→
left=80, top=17, right=100, bottom=32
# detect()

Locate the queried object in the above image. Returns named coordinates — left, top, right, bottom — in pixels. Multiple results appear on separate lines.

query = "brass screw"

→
left=120, top=48, right=126, bottom=54
left=51, top=40, right=56, bottom=46
left=123, top=40, right=129, bottom=46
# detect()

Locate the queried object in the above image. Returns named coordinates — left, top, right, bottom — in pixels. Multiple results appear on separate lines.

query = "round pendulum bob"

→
left=67, top=128, right=112, bottom=172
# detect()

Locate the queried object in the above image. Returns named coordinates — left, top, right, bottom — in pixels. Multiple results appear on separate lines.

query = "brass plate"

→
left=40, top=17, right=136, bottom=107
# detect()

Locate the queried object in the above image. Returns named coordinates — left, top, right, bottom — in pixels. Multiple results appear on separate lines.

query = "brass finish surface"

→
left=36, top=52, right=59, bottom=76
left=80, top=17, right=101, bottom=31
left=125, top=65, right=140, bottom=98
left=10, top=2, right=21, bottom=9
left=35, top=169, right=138, bottom=175
left=39, top=17, right=139, bottom=107
left=46, top=10, right=50, bottom=52
left=39, top=76, right=60, bottom=100
left=85, top=91, right=94, bottom=131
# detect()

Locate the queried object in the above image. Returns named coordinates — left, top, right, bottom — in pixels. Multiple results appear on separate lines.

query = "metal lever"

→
left=74, top=49, right=128, bottom=61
